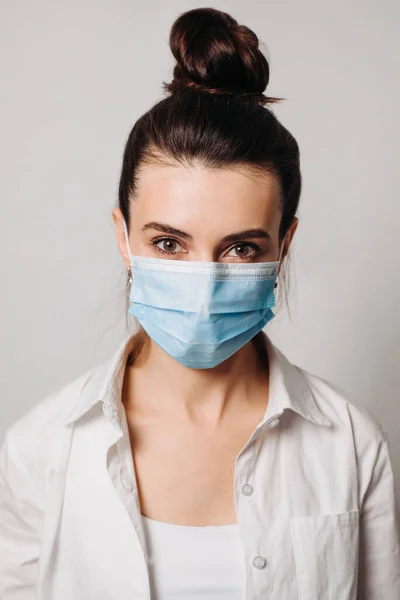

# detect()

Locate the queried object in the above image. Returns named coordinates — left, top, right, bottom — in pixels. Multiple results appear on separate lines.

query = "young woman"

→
left=1, top=7, right=399, bottom=600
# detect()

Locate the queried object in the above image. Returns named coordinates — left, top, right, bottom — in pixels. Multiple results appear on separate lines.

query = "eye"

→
left=152, top=237, right=184, bottom=255
left=225, top=243, right=260, bottom=260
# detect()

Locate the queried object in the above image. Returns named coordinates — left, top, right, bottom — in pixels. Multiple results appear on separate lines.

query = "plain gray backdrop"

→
left=1, top=1, right=399, bottom=501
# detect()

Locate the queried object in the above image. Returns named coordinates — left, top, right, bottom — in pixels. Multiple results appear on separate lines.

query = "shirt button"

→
left=103, top=402, right=118, bottom=422
left=241, top=483, right=253, bottom=496
left=268, top=417, right=280, bottom=429
left=252, top=556, right=267, bottom=569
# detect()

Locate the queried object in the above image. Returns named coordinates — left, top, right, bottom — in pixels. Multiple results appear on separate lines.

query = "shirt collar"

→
left=263, top=336, right=331, bottom=427
left=64, top=334, right=136, bottom=426
left=64, top=331, right=331, bottom=428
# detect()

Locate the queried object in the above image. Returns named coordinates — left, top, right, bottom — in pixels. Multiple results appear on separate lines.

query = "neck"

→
left=124, top=331, right=270, bottom=427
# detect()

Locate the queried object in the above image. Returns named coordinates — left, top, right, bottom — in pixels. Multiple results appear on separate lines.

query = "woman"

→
left=1, top=7, right=399, bottom=600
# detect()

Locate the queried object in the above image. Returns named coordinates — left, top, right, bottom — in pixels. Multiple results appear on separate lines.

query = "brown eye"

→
left=227, top=243, right=258, bottom=259
left=235, top=244, right=251, bottom=257
left=153, top=238, right=183, bottom=254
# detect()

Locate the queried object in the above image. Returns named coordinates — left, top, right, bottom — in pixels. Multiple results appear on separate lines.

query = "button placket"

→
left=235, top=441, right=269, bottom=594
left=236, top=428, right=275, bottom=597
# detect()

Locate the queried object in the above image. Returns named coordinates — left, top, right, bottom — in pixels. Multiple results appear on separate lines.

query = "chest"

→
left=45, top=406, right=362, bottom=600
left=124, top=408, right=263, bottom=526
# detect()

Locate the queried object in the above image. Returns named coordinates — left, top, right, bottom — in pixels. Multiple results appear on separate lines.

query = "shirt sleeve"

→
left=0, top=431, right=44, bottom=598
left=357, top=434, right=400, bottom=599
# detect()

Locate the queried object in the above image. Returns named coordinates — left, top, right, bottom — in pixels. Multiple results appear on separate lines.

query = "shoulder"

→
left=297, top=367, right=393, bottom=490
left=0, top=364, right=101, bottom=477
left=1, top=333, right=134, bottom=480
left=297, top=367, right=395, bottom=502
left=268, top=338, right=385, bottom=443
left=300, top=367, right=385, bottom=441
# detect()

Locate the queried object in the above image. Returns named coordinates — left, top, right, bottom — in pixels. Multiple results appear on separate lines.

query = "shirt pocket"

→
left=290, top=510, right=359, bottom=600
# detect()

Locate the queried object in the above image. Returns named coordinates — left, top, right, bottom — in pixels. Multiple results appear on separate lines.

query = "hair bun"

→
left=164, top=8, right=278, bottom=104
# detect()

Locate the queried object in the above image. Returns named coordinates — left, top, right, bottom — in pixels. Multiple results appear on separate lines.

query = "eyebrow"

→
left=142, top=222, right=193, bottom=240
left=141, top=222, right=271, bottom=242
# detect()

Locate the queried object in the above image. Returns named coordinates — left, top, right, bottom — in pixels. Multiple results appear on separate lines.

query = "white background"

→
left=1, top=0, right=399, bottom=501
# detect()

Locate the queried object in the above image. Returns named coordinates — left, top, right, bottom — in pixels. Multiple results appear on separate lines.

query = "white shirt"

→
left=0, top=332, right=399, bottom=599
left=141, top=516, right=246, bottom=599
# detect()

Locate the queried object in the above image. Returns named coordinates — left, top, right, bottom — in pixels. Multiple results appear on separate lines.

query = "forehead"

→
left=131, top=162, right=282, bottom=236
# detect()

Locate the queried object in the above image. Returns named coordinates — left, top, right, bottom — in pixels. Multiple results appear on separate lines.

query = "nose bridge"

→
left=190, top=232, right=220, bottom=262
left=193, top=249, right=218, bottom=262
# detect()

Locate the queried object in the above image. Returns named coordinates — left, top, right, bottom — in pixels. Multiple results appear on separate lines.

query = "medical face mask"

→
left=123, top=223, right=283, bottom=369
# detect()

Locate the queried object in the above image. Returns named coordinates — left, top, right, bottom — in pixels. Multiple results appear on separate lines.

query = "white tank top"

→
left=141, top=515, right=247, bottom=600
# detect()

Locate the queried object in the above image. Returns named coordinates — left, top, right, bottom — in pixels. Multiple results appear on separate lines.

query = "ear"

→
left=112, top=207, right=131, bottom=269
left=278, top=217, right=298, bottom=268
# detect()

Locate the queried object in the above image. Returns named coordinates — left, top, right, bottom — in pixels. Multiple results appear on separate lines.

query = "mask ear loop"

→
left=278, top=235, right=287, bottom=262
left=275, top=235, right=287, bottom=289
left=122, top=220, right=137, bottom=334
left=122, top=220, right=133, bottom=285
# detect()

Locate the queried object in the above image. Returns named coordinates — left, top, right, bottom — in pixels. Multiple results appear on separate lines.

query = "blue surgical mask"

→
left=123, top=223, right=283, bottom=369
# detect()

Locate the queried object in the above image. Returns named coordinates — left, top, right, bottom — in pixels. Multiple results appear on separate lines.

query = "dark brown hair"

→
left=118, top=7, right=301, bottom=243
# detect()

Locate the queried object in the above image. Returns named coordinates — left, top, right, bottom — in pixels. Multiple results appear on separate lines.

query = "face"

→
left=113, top=161, right=298, bottom=268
